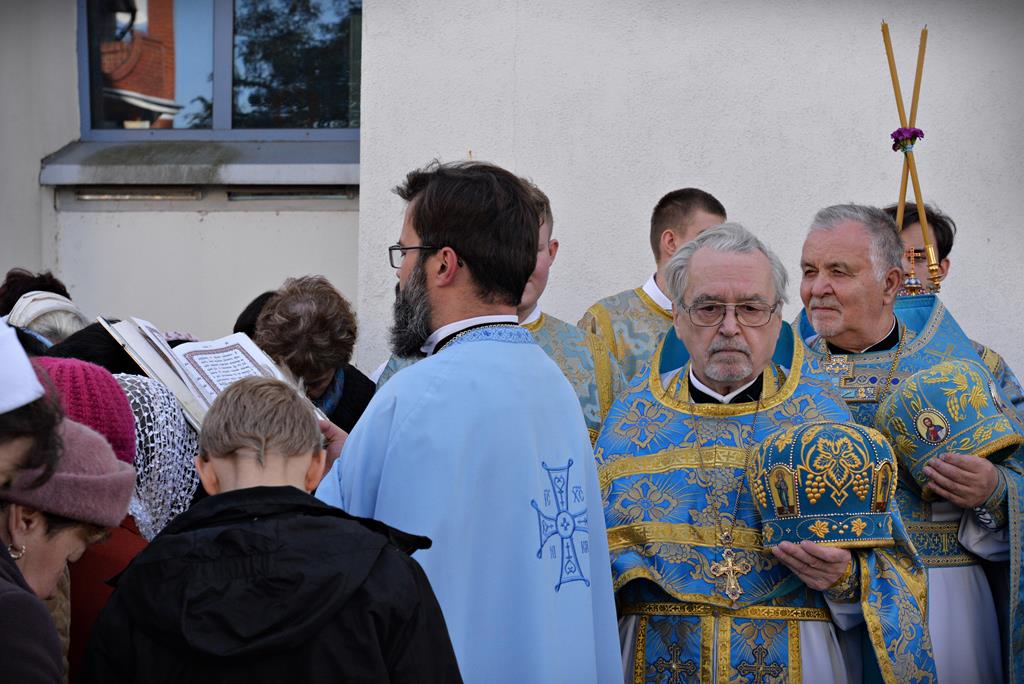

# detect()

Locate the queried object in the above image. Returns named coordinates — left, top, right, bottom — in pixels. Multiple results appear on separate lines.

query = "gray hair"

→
left=807, top=204, right=903, bottom=280
left=664, top=222, right=789, bottom=307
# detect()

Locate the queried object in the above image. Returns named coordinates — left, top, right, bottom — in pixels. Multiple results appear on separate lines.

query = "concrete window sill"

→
left=39, top=140, right=359, bottom=186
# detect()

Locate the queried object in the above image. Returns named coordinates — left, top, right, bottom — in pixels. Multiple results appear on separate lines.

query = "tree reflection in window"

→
left=231, top=0, right=361, bottom=129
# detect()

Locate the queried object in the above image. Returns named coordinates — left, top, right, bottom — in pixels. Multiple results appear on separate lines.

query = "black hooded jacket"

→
left=80, top=486, right=461, bottom=683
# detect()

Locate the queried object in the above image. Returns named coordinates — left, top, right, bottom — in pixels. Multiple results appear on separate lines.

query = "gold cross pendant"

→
left=711, top=548, right=752, bottom=601
left=823, top=354, right=853, bottom=379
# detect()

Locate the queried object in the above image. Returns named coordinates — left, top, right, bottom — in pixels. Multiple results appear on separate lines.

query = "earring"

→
left=7, top=544, right=25, bottom=560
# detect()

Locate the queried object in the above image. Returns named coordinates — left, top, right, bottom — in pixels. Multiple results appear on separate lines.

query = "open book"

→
left=100, top=317, right=316, bottom=431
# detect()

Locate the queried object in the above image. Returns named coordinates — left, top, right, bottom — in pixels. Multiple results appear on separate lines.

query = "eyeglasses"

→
left=388, top=244, right=438, bottom=269
left=682, top=301, right=778, bottom=328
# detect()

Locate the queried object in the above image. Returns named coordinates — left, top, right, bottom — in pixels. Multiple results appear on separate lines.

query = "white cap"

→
left=6, top=290, right=83, bottom=328
left=0, top=319, right=44, bottom=413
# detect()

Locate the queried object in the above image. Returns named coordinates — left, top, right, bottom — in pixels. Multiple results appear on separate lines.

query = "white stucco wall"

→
left=0, top=0, right=79, bottom=273
left=356, top=1, right=1024, bottom=375
left=54, top=206, right=360, bottom=341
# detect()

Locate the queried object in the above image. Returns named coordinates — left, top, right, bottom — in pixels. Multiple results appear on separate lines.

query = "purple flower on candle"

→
left=891, top=127, right=925, bottom=152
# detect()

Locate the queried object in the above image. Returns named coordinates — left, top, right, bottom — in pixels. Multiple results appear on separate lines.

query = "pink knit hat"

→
left=0, top=420, right=136, bottom=528
left=33, top=357, right=136, bottom=465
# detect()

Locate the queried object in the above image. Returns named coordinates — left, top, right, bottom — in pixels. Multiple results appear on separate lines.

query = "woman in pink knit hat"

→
left=0, top=419, right=135, bottom=683
left=33, top=357, right=136, bottom=465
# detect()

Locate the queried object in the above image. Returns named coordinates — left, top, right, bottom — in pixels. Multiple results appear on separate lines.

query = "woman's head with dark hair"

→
left=0, top=419, right=135, bottom=599
left=255, top=276, right=357, bottom=399
left=45, top=321, right=144, bottom=376
left=0, top=393, right=62, bottom=489
left=233, top=291, right=277, bottom=338
left=394, top=160, right=539, bottom=307
left=881, top=202, right=958, bottom=260
left=1, top=321, right=61, bottom=488
left=0, top=269, right=72, bottom=316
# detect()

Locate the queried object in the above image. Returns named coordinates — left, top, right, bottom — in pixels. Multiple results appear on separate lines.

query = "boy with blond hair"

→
left=83, top=377, right=460, bottom=683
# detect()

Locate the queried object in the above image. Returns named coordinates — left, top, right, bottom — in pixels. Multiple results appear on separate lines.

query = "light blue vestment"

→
left=377, top=312, right=626, bottom=445
left=317, top=325, right=623, bottom=683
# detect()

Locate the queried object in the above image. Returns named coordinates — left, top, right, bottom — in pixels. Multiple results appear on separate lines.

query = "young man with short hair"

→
left=579, top=188, right=726, bottom=379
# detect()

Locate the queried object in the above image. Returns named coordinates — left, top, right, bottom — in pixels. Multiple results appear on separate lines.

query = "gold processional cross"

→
left=881, top=21, right=941, bottom=293
left=710, top=548, right=752, bottom=601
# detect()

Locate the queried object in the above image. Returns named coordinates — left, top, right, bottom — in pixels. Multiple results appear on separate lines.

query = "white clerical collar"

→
left=689, top=367, right=759, bottom=404
left=520, top=304, right=542, bottom=326
left=421, top=314, right=519, bottom=355
left=642, top=274, right=673, bottom=313
left=824, top=316, right=898, bottom=355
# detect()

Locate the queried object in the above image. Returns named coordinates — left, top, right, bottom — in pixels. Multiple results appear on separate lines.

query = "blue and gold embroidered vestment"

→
left=596, top=340, right=936, bottom=683
left=579, top=287, right=673, bottom=381
left=799, top=294, right=1024, bottom=682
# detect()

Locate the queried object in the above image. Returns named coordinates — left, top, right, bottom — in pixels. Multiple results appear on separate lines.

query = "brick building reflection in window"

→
left=84, top=0, right=360, bottom=134
left=87, top=0, right=213, bottom=129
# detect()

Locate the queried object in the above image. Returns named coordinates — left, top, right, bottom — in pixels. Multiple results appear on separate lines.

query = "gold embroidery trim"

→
left=717, top=616, right=732, bottom=681
left=608, top=521, right=763, bottom=551
left=979, top=345, right=1001, bottom=376
left=859, top=550, right=897, bottom=684
left=701, top=616, right=714, bottom=683
left=632, top=614, right=648, bottom=684
left=648, top=338, right=803, bottom=415
left=789, top=620, right=801, bottom=682
left=585, top=304, right=620, bottom=362
left=905, top=521, right=980, bottom=566
left=586, top=333, right=616, bottom=422
left=620, top=602, right=831, bottom=621
left=634, top=287, right=674, bottom=321
left=600, top=446, right=751, bottom=489
left=613, top=567, right=760, bottom=609
left=521, top=312, right=545, bottom=333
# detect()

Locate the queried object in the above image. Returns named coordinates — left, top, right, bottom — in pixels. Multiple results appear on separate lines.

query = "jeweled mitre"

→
left=874, top=358, right=1024, bottom=492
left=749, top=421, right=897, bottom=548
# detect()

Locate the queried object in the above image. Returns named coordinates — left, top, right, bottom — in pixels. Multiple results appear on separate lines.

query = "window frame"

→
left=76, top=0, right=360, bottom=142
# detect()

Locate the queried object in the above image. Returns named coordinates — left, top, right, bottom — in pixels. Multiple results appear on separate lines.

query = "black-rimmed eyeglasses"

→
left=388, top=244, right=438, bottom=269
left=681, top=301, right=778, bottom=327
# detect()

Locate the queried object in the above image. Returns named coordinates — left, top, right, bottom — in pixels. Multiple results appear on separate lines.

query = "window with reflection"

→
left=84, top=0, right=361, bottom=134
left=233, top=0, right=361, bottom=128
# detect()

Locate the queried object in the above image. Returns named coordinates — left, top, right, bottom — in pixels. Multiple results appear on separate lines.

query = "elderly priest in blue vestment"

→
left=317, top=161, right=622, bottom=683
left=596, top=223, right=936, bottom=683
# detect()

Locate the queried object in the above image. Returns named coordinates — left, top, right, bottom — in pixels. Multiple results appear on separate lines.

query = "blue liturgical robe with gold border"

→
left=578, top=276, right=674, bottom=382
left=597, top=339, right=936, bottom=683
left=318, top=325, right=622, bottom=683
left=797, top=294, right=1024, bottom=683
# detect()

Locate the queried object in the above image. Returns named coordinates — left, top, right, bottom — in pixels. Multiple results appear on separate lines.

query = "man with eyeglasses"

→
left=797, top=204, right=1024, bottom=683
left=316, top=161, right=622, bottom=683
left=376, top=181, right=626, bottom=446
left=596, top=223, right=933, bottom=682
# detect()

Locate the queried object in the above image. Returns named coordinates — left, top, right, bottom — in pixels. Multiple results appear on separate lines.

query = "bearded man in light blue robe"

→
left=317, top=161, right=622, bottom=684
left=375, top=182, right=625, bottom=446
